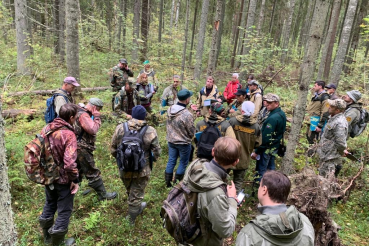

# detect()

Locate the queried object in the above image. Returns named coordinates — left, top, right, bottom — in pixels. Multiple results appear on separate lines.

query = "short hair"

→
left=207, top=76, right=215, bottom=83
left=261, top=170, right=291, bottom=203
left=173, top=75, right=180, bottom=79
left=213, top=137, right=241, bottom=166
left=315, top=80, right=325, bottom=89
left=59, top=103, right=78, bottom=122
left=248, top=75, right=254, bottom=80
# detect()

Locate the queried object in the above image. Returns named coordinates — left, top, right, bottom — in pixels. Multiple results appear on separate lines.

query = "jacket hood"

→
left=235, top=115, right=252, bottom=125
left=250, top=205, right=305, bottom=245
left=127, top=118, right=147, bottom=131
left=167, top=104, right=186, bottom=118
left=206, top=114, right=225, bottom=124
left=185, top=160, right=228, bottom=193
left=251, top=88, right=262, bottom=95
left=46, top=118, right=75, bottom=133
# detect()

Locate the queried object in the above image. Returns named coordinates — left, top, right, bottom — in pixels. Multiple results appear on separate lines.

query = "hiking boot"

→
left=89, top=179, right=117, bottom=201
left=39, top=216, right=54, bottom=245
left=127, top=202, right=147, bottom=226
left=49, top=227, right=75, bottom=246
left=165, top=172, right=173, bottom=188
left=174, top=173, right=184, bottom=184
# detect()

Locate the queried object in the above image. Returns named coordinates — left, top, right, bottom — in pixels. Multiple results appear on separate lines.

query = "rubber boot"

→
left=164, top=172, right=173, bottom=187
left=89, top=179, right=117, bottom=201
left=39, top=216, right=54, bottom=245
left=49, top=227, right=75, bottom=246
left=174, top=173, right=184, bottom=185
left=126, top=202, right=147, bottom=226
left=335, top=164, right=342, bottom=177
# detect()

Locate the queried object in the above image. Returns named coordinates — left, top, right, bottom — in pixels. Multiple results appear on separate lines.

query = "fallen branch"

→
left=342, top=161, right=364, bottom=195
left=5, top=87, right=111, bottom=97
left=263, top=66, right=286, bottom=90
left=2, top=109, right=38, bottom=119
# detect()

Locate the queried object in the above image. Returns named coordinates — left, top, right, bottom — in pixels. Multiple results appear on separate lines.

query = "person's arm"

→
left=186, top=113, right=196, bottom=139
left=79, top=111, right=101, bottom=135
left=223, top=83, right=229, bottom=99
left=235, top=225, right=255, bottom=246
left=318, top=99, right=330, bottom=128
left=334, top=124, right=347, bottom=155
left=125, top=68, right=133, bottom=77
left=63, top=133, right=79, bottom=183
left=252, top=94, right=263, bottom=118
left=225, top=126, right=236, bottom=139
left=150, top=129, right=162, bottom=160
left=255, top=118, right=276, bottom=154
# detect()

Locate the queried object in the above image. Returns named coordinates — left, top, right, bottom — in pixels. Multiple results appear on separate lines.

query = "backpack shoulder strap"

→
left=138, top=125, right=149, bottom=139
left=53, top=93, right=69, bottom=104
left=123, top=122, right=130, bottom=137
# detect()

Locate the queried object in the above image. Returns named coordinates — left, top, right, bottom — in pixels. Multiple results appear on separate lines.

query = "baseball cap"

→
left=63, top=77, right=80, bottom=87
left=119, top=58, right=128, bottom=64
left=177, top=89, right=193, bottom=101
left=89, top=98, right=104, bottom=107
left=327, top=99, right=346, bottom=109
left=263, top=93, right=280, bottom=102
left=248, top=80, right=260, bottom=86
left=325, top=83, right=337, bottom=90
left=234, top=88, right=247, bottom=96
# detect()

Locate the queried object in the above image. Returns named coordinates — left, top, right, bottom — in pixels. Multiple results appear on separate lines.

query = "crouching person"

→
left=183, top=137, right=240, bottom=246
left=111, top=105, right=161, bottom=225
left=38, top=104, right=80, bottom=246
left=236, top=170, right=314, bottom=246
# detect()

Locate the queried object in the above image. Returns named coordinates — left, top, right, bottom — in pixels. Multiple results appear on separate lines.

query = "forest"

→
left=1, top=0, right=369, bottom=245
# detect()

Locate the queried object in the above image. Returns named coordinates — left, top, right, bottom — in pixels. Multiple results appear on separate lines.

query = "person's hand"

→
left=315, top=127, right=322, bottom=133
left=126, top=114, right=132, bottom=120
left=196, top=111, right=201, bottom=117
left=190, top=105, right=198, bottom=111
left=217, top=98, right=222, bottom=102
left=227, top=181, right=237, bottom=199
left=251, top=152, right=258, bottom=160
left=229, top=109, right=235, bottom=113
left=70, top=182, right=79, bottom=194
left=343, top=149, right=349, bottom=157
left=152, top=91, right=156, bottom=94
left=91, top=105, right=101, bottom=117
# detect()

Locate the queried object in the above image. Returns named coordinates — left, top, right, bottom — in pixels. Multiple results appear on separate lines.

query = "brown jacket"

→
left=196, top=85, right=220, bottom=116
left=307, top=92, right=330, bottom=128
left=249, top=88, right=263, bottom=119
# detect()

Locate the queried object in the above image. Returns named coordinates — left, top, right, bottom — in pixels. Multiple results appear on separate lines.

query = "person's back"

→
left=166, top=102, right=195, bottom=145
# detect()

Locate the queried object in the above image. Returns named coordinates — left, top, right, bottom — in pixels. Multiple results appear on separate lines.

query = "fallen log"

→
left=2, top=109, right=39, bottom=119
left=4, top=87, right=111, bottom=97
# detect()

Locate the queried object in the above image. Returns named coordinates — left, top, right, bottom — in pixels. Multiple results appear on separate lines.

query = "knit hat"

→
left=346, top=90, right=362, bottom=103
left=63, top=77, right=80, bottom=87
left=143, top=60, right=150, bottom=65
left=241, top=101, right=255, bottom=116
left=89, top=98, right=104, bottom=107
left=132, top=105, right=147, bottom=120
left=210, top=102, right=225, bottom=115
left=328, top=99, right=346, bottom=110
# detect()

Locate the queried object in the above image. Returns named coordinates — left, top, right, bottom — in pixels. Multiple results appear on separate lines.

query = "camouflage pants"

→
left=76, top=148, right=101, bottom=184
left=319, top=158, right=342, bottom=178
left=120, top=170, right=150, bottom=208
left=230, top=169, right=246, bottom=194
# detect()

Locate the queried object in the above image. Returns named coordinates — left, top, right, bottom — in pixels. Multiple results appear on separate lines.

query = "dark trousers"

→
left=40, top=183, right=75, bottom=231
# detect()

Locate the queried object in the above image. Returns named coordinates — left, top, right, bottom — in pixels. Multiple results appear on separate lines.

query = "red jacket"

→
left=223, top=80, right=241, bottom=104
left=41, top=118, right=79, bottom=184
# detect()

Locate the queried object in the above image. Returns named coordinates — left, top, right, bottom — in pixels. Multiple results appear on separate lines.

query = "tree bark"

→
left=0, top=98, right=18, bottom=246
left=298, top=0, right=315, bottom=51
left=269, top=0, right=277, bottom=34
left=257, top=0, right=266, bottom=35
left=231, top=0, right=244, bottom=68
left=207, top=0, right=224, bottom=76
left=193, top=0, right=210, bottom=82
left=235, top=0, right=248, bottom=68
left=215, top=0, right=226, bottom=68
left=189, top=0, right=200, bottom=65
left=317, top=0, right=341, bottom=81
left=158, top=0, right=164, bottom=42
left=175, top=0, right=181, bottom=28
left=58, top=0, right=66, bottom=63
left=65, top=0, right=80, bottom=87
left=180, top=0, right=190, bottom=83
left=132, top=0, right=141, bottom=64
left=117, top=0, right=124, bottom=53
left=15, top=0, right=31, bottom=74
left=281, top=0, right=330, bottom=175
left=329, top=0, right=358, bottom=86
left=281, top=0, right=296, bottom=64
left=241, top=0, right=257, bottom=59
left=122, top=0, right=127, bottom=56
left=169, top=0, right=175, bottom=33
left=54, top=0, right=60, bottom=55
left=140, top=0, right=149, bottom=62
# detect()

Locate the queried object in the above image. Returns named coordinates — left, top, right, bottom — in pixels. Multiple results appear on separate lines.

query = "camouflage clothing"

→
left=196, top=85, right=220, bottom=116
left=109, top=65, right=134, bottom=91
left=166, top=104, right=195, bottom=145
left=319, top=159, right=342, bottom=178
left=257, top=106, right=270, bottom=128
left=249, top=88, right=263, bottom=119
left=76, top=148, right=101, bottom=183
left=344, top=103, right=361, bottom=138
left=224, top=99, right=243, bottom=118
left=317, top=112, right=348, bottom=177
left=113, top=87, right=140, bottom=119
left=196, top=114, right=236, bottom=139
left=161, top=84, right=186, bottom=107
left=53, top=89, right=74, bottom=115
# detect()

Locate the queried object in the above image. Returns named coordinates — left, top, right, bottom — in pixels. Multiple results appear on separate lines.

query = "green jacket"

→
left=183, top=159, right=238, bottom=246
left=255, top=107, right=286, bottom=155
left=236, top=205, right=314, bottom=246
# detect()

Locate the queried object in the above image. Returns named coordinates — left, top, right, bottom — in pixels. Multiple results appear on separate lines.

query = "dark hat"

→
left=234, top=88, right=247, bottom=96
left=132, top=105, right=147, bottom=120
left=89, top=98, right=104, bottom=107
left=177, top=89, right=193, bottom=101
left=63, top=77, right=80, bottom=87
left=325, top=83, right=337, bottom=89
left=210, top=102, right=225, bottom=114
left=119, top=58, right=128, bottom=64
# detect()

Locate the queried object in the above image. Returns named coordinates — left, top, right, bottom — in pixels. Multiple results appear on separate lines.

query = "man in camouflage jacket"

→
left=111, top=105, right=161, bottom=225
left=161, top=75, right=186, bottom=108
left=165, top=89, right=195, bottom=187
left=109, top=58, right=134, bottom=92
left=343, top=90, right=362, bottom=138
left=113, top=78, right=140, bottom=119
left=317, top=99, right=348, bottom=178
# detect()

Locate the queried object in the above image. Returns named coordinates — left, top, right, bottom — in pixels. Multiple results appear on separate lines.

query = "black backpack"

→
left=197, top=122, right=221, bottom=160
left=116, top=122, right=148, bottom=172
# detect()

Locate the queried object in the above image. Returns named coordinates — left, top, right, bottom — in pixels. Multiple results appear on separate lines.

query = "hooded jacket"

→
left=74, top=106, right=101, bottom=151
left=249, top=88, right=263, bottom=119
left=166, top=104, right=195, bottom=145
left=41, top=118, right=79, bottom=184
left=224, top=80, right=241, bottom=104
left=183, top=159, right=238, bottom=246
left=236, top=205, right=314, bottom=246
left=344, top=102, right=361, bottom=138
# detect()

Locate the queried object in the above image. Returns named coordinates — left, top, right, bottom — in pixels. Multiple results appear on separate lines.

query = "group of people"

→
left=36, top=58, right=365, bottom=246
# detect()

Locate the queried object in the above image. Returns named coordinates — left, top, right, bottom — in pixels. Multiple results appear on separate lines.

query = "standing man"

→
left=343, top=90, right=362, bottom=138
left=247, top=80, right=263, bottom=119
left=251, top=94, right=286, bottom=183
left=38, top=104, right=79, bottom=246
left=317, top=99, right=348, bottom=178
left=236, top=171, right=315, bottom=246
left=165, top=89, right=195, bottom=187
left=113, top=78, right=140, bottom=120
left=74, top=98, right=117, bottom=200
left=183, top=137, right=240, bottom=246
left=306, top=81, right=330, bottom=144
left=109, top=58, right=134, bottom=92
left=325, top=83, right=338, bottom=100
left=225, top=88, right=247, bottom=118
left=161, top=75, right=186, bottom=108
left=111, top=105, right=161, bottom=225
left=229, top=101, right=261, bottom=193
left=257, top=98, right=270, bottom=128
left=195, top=76, right=221, bottom=117
left=54, top=77, right=80, bottom=115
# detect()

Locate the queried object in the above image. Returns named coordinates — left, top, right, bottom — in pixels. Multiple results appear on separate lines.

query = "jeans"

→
left=40, top=183, right=75, bottom=231
left=165, top=142, right=191, bottom=175
left=255, top=150, right=277, bottom=183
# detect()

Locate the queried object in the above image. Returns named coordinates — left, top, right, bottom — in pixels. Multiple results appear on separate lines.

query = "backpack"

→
left=24, top=127, right=64, bottom=185
left=44, top=93, right=68, bottom=123
left=197, top=122, right=222, bottom=160
left=160, top=161, right=227, bottom=245
left=349, top=107, right=369, bottom=138
left=116, top=122, right=148, bottom=172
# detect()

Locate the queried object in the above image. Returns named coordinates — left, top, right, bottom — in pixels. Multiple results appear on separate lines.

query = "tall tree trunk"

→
left=215, top=0, right=226, bottom=68
left=181, top=0, right=190, bottom=83
left=235, top=0, right=248, bottom=68
left=317, top=0, right=341, bottom=81
left=298, top=0, right=315, bottom=51
left=58, top=0, right=66, bottom=63
left=231, top=0, right=244, bottom=68
left=15, top=0, right=31, bottom=74
left=207, top=0, right=224, bottom=76
left=269, top=0, right=277, bottom=34
left=105, top=0, right=113, bottom=50
left=281, top=0, right=296, bottom=64
left=329, top=0, right=358, bottom=86
left=122, top=0, right=127, bottom=56
left=193, top=0, right=210, bottom=82
left=141, top=0, right=149, bottom=62
left=0, top=98, right=17, bottom=246
left=241, top=0, right=257, bottom=60
left=257, top=0, right=266, bottom=35
left=169, top=0, right=175, bottom=33
left=65, top=0, right=80, bottom=85
left=175, top=0, right=180, bottom=28
left=54, top=0, right=60, bottom=55
left=189, top=0, right=200, bottom=65
left=117, top=0, right=124, bottom=53
left=158, top=0, right=164, bottom=42
left=132, top=0, right=141, bottom=64
left=281, top=0, right=330, bottom=174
